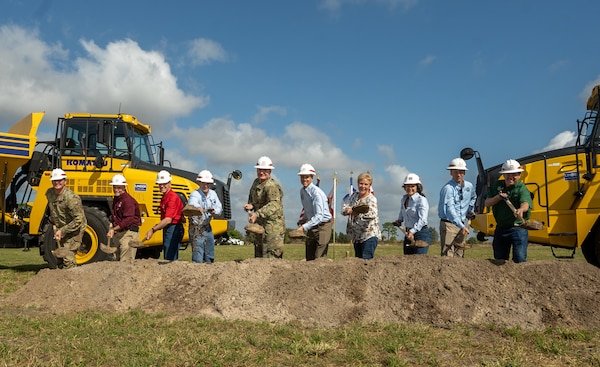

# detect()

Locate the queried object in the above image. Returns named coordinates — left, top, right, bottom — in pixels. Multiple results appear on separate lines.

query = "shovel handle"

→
left=502, top=196, right=524, bottom=221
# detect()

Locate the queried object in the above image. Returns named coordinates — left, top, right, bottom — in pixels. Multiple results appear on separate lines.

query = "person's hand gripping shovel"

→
left=244, top=207, right=265, bottom=235
left=51, top=225, right=72, bottom=258
left=501, top=194, right=543, bottom=230
left=100, top=224, right=118, bottom=254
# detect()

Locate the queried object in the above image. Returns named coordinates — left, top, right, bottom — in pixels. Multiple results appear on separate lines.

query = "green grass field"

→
left=0, top=243, right=596, bottom=366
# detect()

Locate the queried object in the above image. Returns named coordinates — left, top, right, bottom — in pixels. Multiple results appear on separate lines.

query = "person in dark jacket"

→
left=107, top=174, right=142, bottom=261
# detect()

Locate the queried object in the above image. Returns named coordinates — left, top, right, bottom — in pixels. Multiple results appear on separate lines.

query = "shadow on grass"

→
left=0, top=264, right=47, bottom=272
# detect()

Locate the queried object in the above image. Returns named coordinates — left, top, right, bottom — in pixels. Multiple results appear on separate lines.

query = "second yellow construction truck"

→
left=0, top=112, right=241, bottom=268
left=462, top=84, right=600, bottom=266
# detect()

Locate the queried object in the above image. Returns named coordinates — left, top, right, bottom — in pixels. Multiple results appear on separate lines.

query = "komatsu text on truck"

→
left=0, top=112, right=241, bottom=268
left=462, top=84, right=600, bottom=266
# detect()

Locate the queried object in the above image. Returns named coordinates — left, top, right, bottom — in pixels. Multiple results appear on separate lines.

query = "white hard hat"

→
left=50, top=168, right=67, bottom=181
left=297, top=163, right=316, bottom=176
left=499, top=159, right=524, bottom=174
left=254, top=156, right=274, bottom=170
left=156, top=170, right=172, bottom=184
left=446, top=158, right=468, bottom=171
left=109, top=174, right=127, bottom=186
left=197, top=169, right=214, bottom=183
left=403, top=173, right=421, bottom=185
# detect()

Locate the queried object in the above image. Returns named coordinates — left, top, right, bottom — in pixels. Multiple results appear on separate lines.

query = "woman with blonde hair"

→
left=342, top=172, right=381, bottom=259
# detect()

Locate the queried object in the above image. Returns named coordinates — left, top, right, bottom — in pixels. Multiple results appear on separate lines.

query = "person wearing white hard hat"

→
left=484, top=159, right=532, bottom=263
left=145, top=170, right=184, bottom=261
left=342, top=172, right=381, bottom=260
left=244, top=156, right=285, bottom=258
left=393, top=173, right=431, bottom=255
left=107, top=174, right=141, bottom=261
left=438, top=158, right=477, bottom=258
left=187, top=169, right=222, bottom=263
left=45, top=168, right=87, bottom=268
left=295, top=164, right=333, bottom=260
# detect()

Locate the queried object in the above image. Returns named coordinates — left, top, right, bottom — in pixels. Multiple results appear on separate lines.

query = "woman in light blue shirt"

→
left=393, top=173, right=431, bottom=255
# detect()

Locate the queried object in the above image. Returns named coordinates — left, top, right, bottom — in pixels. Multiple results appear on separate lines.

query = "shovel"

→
left=244, top=208, right=265, bottom=235
left=129, top=239, right=148, bottom=248
left=100, top=224, right=118, bottom=254
left=396, top=225, right=428, bottom=247
left=51, top=225, right=72, bottom=258
left=502, top=197, right=543, bottom=230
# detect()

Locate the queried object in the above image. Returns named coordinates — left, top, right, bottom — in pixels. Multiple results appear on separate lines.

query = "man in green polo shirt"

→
left=484, top=159, right=533, bottom=263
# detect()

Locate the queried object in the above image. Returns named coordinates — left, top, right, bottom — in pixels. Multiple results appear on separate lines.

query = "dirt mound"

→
left=3, top=255, right=600, bottom=329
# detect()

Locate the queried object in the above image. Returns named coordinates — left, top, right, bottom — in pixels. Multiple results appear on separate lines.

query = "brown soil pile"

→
left=3, top=255, right=600, bottom=330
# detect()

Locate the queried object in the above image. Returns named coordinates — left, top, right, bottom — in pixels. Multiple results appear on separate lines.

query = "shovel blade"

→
left=100, top=242, right=118, bottom=254
left=51, top=246, right=72, bottom=258
left=129, top=239, right=147, bottom=248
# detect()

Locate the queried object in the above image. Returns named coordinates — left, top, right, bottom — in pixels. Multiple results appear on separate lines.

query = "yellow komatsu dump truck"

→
left=462, top=84, right=600, bottom=266
left=0, top=112, right=241, bottom=268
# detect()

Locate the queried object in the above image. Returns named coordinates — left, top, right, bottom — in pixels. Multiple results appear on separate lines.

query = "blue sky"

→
left=1, top=0, right=599, bottom=235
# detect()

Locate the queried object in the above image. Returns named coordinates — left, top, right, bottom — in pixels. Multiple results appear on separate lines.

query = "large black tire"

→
left=77, top=207, right=113, bottom=265
left=41, top=206, right=113, bottom=268
left=582, top=227, right=600, bottom=267
left=41, top=224, right=61, bottom=269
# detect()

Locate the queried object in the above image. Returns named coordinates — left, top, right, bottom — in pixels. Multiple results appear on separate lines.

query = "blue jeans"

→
left=404, top=226, right=432, bottom=255
left=492, top=226, right=528, bottom=263
left=163, top=223, right=184, bottom=261
left=192, top=231, right=215, bottom=263
left=354, top=236, right=378, bottom=260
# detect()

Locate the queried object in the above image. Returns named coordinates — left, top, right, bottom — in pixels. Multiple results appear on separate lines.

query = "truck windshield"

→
left=130, top=129, right=156, bottom=164
left=113, top=122, right=156, bottom=164
left=62, top=118, right=157, bottom=165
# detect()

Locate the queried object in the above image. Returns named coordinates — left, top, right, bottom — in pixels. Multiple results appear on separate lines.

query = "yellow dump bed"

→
left=0, top=112, right=45, bottom=213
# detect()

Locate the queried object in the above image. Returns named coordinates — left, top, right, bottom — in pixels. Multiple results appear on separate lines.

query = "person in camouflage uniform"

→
left=45, top=168, right=87, bottom=268
left=244, top=156, right=285, bottom=258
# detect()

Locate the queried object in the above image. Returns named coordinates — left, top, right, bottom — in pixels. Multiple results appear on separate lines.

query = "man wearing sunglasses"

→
left=439, top=158, right=477, bottom=257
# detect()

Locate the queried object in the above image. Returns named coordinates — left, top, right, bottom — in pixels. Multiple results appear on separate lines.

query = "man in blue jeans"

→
left=145, top=170, right=184, bottom=261
left=484, top=159, right=533, bottom=263
left=188, top=170, right=222, bottom=263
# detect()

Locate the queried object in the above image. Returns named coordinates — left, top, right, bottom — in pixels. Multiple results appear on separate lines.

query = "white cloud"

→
left=535, top=131, right=576, bottom=153
left=419, top=55, right=436, bottom=67
left=253, top=105, right=287, bottom=124
left=187, top=38, right=228, bottom=66
left=169, top=115, right=360, bottom=173
left=377, top=144, right=394, bottom=164
left=548, top=60, right=568, bottom=73
left=0, top=25, right=205, bottom=130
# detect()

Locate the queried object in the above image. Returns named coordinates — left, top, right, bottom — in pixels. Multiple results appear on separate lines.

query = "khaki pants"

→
left=440, top=220, right=466, bottom=258
left=113, top=229, right=138, bottom=261
left=305, top=221, right=333, bottom=260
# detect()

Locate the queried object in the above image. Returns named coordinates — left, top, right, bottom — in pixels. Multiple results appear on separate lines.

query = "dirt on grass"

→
left=3, top=252, right=600, bottom=330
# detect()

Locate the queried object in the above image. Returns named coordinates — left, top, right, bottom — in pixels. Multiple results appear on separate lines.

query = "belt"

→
left=117, top=226, right=139, bottom=232
left=441, top=219, right=451, bottom=223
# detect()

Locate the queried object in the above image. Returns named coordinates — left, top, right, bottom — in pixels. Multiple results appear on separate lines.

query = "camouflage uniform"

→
left=46, top=188, right=87, bottom=267
left=247, top=177, right=285, bottom=258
